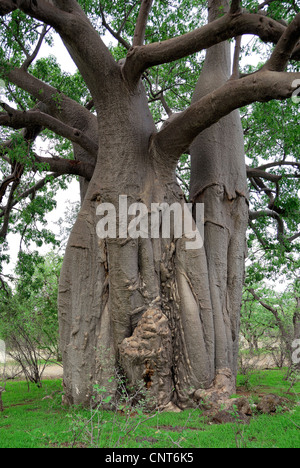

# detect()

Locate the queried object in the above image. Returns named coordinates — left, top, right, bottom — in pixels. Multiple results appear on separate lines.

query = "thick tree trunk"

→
left=58, top=1, right=248, bottom=410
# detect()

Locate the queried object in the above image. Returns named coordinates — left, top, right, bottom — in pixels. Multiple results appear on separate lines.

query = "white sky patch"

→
left=0, top=340, right=6, bottom=364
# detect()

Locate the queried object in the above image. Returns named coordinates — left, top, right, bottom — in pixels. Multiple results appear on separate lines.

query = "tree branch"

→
left=264, top=13, right=300, bottom=71
left=0, top=104, right=98, bottom=157
left=249, top=209, right=285, bottom=241
left=22, top=24, right=50, bottom=72
left=248, top=288, right=279, bottom=316
left=257, top=0, right=278, bottom=10
left=133, top=0, right=153, bottom=47
left=0, top=0, right=118, bottom=101
left=248, top=288, right=290, bottom=343
left=246, top=166, right=282, bottom=183
left=159, top=92, right=173, bottom=117
left=288, top=232, right=300, bottom=242
left=153, top=70, right=300, bottom=163
left=122, top=10, right=299, bottom=86
left=33, top=154, right=95, bottom=180
left=0, top=18, right=30, bottom=58
left=3, top=67, right=98, bottom=154
left=0, top=173, right=61, bottom=220
left=99, top=3, right=131, bottom=50
left=249, top=218, right=269, bottom=249
left=0, top=0, right=68, bottom=29
left=0, top=178, right=21, bottom=239
left=256, top=160, right=300, bottom=171
left=251, top=176, right=279, bottom=211
left=0, top=0, right=19, bottom=15
left=231, top=35, right=242, bottom=79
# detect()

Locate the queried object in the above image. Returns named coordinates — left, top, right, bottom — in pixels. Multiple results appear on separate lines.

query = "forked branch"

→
left=99, top=3, right=131, bottom=50
left=122, top=10, right=299, bottom=86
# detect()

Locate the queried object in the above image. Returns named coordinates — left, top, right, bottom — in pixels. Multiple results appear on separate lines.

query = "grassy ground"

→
left=0, top=369, right=299, bottom=448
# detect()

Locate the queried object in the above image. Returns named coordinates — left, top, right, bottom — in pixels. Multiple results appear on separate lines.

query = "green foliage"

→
left=0, top=252, right=62, bottom=372
left=241, top=97, right=300, bottom=284
left=241, top=286, right=296, bottom=349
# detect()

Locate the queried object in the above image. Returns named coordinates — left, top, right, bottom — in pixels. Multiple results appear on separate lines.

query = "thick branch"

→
left=33, top=154, right=95, bottom=180
left=0, top=0, right=69, bottom=29
left=3, top=67, right=98, bottom=157
left=0, top=105, right=98, bottom=157
left=246, top=166, right=282, bottom=183
left=230, top=0, right=242, bottom=14
left=265, top=13, right=300, bottom=71
left=133, top=0, right=153, bottom=47
left=0, top=0, right=118, bottom=101
left=153, top=70, right=300, bottom=162
left=123, top=11, right=299, bottom=86
left=0, top=0, right=19, bottom=15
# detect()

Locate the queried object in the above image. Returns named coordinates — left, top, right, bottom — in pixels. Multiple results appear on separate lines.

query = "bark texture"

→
left=59, top=25, right=248, bottom=407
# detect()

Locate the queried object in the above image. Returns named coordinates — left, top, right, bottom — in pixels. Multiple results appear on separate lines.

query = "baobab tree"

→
left=0, top=0, right=299, bottom=409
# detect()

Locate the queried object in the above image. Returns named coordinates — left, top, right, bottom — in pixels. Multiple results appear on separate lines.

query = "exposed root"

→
left=193, top=368, right=236, bottom=404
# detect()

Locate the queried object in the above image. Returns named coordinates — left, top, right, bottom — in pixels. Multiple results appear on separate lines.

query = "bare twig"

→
left=99, top=3, right=131, bottom=50
left=22, top=24, right=50, bottom=71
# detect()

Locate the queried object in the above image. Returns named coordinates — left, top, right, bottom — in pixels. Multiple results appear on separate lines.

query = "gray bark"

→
left=189, top=0, right=249, bottom=396
left=59, top=17, right=248, bottom=406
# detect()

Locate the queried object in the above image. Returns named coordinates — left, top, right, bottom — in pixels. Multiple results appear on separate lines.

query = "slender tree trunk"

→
left=189, top=0, right=249, bottom=397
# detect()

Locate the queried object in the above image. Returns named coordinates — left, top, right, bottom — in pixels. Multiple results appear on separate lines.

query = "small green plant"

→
left=69, top=366, right=160, bottom=448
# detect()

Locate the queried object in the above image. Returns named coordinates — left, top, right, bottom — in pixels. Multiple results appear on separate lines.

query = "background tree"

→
left=241, top=285, right=300, bottom=367
left=0, top=252, right=62, bottom=386
left=0, top=0, right=299, bottom=409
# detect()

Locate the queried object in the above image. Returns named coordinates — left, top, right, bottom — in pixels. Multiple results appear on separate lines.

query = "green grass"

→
left=0, top=369, right=299, bottom=448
